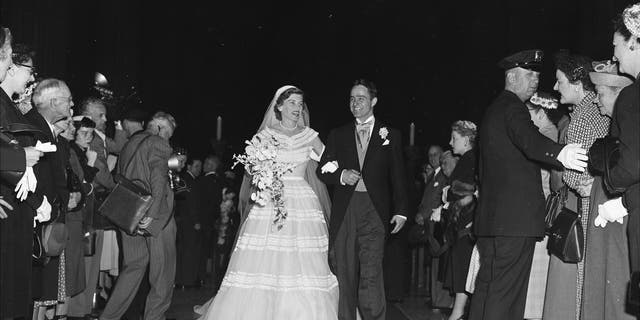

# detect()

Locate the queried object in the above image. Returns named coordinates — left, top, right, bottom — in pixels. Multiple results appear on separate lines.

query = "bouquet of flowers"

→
left=232, top=134, right=295, bottom=230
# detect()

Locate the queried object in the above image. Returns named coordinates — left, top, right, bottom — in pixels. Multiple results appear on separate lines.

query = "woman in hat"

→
left=544, top=52, right=611, bottom=320
left=580, top=60, right=635, bottom=320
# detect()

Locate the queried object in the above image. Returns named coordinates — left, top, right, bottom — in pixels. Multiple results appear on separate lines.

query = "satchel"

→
left=98, top=135, right=153, bottom=235
left=544, top=186, right=568, bottom=233
left=547, top=207, right=583, bottom=263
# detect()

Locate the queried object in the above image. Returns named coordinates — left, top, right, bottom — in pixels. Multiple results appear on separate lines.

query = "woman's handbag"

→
left=544, top=186, right=568, bottom=232
left=547, top=207, right=583, bottom=263
left=41, top=200, right=68, bottom=257
left=589, top=136, right=625, bottom=194
left=98, top=135, right=153, bottom=235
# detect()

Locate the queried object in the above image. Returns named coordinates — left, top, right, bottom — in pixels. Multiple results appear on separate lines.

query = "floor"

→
left=166, top=287, right=450, bottom=320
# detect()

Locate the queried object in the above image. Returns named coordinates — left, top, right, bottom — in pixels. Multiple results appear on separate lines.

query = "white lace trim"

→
left=221, top=271, right=338, bottom=292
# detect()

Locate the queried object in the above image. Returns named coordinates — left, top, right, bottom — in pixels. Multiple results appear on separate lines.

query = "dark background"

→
left=1, top=0, right=635, bottom=159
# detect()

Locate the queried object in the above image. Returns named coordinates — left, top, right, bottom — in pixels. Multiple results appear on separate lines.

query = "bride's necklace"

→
left=279, top=121, right=298, bottom=131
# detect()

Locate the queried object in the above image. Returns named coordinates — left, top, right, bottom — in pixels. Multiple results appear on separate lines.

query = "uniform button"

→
left=545, top=152, right=549, bottom=156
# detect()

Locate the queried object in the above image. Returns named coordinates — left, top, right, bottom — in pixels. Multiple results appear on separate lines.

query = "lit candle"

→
left=409, top=122, right=415, bottom=146
left=216, top=116, right=222, bottom=141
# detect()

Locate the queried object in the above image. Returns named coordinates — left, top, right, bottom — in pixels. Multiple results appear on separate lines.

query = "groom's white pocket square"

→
left=321, top=161, right=339, bottom=174
left=382, top=139, right=390, bottom=146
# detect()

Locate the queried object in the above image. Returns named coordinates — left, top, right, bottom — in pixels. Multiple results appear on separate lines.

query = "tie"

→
left=356, top=121, right=372, bottom=149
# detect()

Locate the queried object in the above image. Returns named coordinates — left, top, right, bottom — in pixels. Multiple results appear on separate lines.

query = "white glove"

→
left=441, top=185, right=450, bottom=204
left=35, top=195, right=51, bottom=224
left=321, top=161, right=339, bottom=174
left=34, top=140, right=57, bottom=153
left=14, top=167, right=37, bottom=201
left=595, top=197, right=628, bottom=228
left=556, top=143, right=588, bottom=172
left=430, top=206, right=442, bottom=222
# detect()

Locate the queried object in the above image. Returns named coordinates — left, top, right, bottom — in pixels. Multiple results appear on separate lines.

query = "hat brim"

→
left=589, top=72, right=633, bottom=87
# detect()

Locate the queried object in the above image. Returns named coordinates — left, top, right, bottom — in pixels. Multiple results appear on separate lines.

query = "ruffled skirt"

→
left=194, top=177, right=339, bottom=320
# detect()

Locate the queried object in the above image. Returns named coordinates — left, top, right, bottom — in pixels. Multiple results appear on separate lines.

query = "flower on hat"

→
left=589, top=60, right=634, bottom=87
left=623, top=3, right=640, bottom=38
left=530, top=92, right=559, bottom=109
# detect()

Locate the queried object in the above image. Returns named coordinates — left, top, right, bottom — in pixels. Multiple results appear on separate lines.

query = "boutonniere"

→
left=379, top=127, right=390, bottom=145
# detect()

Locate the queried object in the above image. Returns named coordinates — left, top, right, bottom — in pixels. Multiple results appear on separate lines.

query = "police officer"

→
left=469, top=49, right=589, bottom=320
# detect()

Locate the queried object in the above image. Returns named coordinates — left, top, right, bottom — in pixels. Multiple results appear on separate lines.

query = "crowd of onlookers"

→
left=0, top=27, right=241, bottom=320
left=409, top=7, right=639, bottom=319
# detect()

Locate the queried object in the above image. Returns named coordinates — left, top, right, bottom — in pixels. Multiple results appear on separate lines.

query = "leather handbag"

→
left=589, top=136, right=625, bottom=194
left=98, top=135, right=153, bottom=235
left=544, top=186, right=568, bottom=233
left=41, top=201, right=68, bottom=257
left=547, top=207, right=583, bottom=263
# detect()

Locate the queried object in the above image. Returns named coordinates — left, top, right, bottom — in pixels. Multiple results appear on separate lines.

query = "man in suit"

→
left=99, top=112, right=176, bottom=320
left=70, top=97, right=128, bottom=317
left=197, top=155, right=223, bottom=287
left=26, top=79, right=74, bottom=310
left=469, top=50, right=590, bottom=320
left=175, top=156, right=203, bottom=288
left=318, top=79, right=409, bottom=320
left=416, top=148, right=454, bottom=310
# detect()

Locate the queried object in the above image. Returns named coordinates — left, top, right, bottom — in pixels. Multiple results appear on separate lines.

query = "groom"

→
left=318, top=79, right=409, bottom=320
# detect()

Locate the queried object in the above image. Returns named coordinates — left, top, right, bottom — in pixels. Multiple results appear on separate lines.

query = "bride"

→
left=194, top=85, right=339, bottom=319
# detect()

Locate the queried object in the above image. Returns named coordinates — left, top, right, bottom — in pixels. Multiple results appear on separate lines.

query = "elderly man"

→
left=469, top=50, right=589, bottom=320
left=25, top=78, right=74, bottom=314
left=99, top=112, right=176, bottom=320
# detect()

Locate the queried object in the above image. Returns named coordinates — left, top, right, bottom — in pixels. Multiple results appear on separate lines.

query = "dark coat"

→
left=0, top=89, right=38, bottom=318
left=197, top=172, right=223, bottom=230
left=606, top=78, right=639, bottom=272
left=317, top=120, right=409, bottom=246
left=475, top=90, right=564, bottom=237
left=116, top=132, right=174, bottom=237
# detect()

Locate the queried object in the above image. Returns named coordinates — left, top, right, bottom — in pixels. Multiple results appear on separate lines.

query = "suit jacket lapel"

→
left=345, top=122, right=360, bottom=169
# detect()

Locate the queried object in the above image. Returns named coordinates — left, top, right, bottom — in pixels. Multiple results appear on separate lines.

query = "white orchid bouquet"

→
left=232, top=134, right=295, bottom=230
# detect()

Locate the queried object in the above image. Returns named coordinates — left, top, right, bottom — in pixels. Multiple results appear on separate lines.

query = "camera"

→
left=167, top=150, right=189, bottom=194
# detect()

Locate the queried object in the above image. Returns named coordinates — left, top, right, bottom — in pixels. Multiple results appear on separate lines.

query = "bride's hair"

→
left=273, top=87, right=305, bottom=120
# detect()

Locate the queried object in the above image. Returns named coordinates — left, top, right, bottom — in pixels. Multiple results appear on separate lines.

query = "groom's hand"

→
left=390, top=215, right=407, bottom=234
left=341, top=169, right=361, bottom=186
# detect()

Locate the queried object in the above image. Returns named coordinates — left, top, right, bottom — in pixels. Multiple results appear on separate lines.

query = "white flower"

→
left=379, top=127, right=389, bottom=140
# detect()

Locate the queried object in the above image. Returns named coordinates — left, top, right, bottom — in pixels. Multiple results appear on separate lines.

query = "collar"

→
left=187, top=171, right=196, bottom=179
left=205, top=171, right=217, bottom=176
left=44, top=118, right=57, bottom=138
left=356, top=115, right=375, bottom=125
left=571, top=91, right=598, bottom=117
left=94, top=129, right=106, bottom=141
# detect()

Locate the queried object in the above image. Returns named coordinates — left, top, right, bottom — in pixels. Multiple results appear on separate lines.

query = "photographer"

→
left=99, top=112, right=176, bottom=320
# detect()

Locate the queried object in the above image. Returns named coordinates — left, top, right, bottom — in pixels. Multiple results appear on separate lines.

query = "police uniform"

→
left=469, top=50, right=567, bottom=320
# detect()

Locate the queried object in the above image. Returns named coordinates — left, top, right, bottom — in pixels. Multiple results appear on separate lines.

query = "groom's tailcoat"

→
left=318, top=120, right=409, bottom=249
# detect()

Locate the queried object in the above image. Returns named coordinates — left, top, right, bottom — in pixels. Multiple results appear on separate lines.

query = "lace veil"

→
left=237, top=85, right=332, bottom=229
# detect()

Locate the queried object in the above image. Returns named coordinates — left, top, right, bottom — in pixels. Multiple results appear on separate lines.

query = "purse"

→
left=41, top=200, right=68, bottom=257
left=98, top=135, right=153, bottom=235
left=544, top=186, right=568, bottom=233
left=547, top=207, right=583, bottom=263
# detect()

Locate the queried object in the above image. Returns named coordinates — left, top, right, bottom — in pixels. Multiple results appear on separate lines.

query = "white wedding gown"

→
left=194, top=127, right=339, bottom=320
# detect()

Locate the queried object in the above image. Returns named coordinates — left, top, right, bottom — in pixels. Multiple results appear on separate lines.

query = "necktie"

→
left=356, top=121, right=373, bottom=149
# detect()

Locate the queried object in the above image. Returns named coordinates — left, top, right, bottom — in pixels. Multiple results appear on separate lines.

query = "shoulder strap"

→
left=122, top=134, right=155, bottom=173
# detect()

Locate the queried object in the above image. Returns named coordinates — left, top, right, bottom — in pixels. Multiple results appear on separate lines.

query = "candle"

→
left=409, top=122, right=415, bottom=146
left=216, top=116, right=222, bottom=141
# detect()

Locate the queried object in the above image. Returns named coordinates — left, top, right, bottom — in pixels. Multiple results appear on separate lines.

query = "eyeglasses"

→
left=51, top=95, right=74, bottom=105
left=14, top=63, right=38, bottom=78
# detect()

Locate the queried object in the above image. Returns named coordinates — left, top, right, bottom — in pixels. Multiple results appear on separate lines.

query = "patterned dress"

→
left=562, top=92, right=610, bottom=319
left=195, top=127, right=339, bottom=320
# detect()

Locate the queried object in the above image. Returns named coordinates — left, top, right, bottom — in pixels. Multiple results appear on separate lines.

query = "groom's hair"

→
left=352, top=79, right=377, bottom=99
